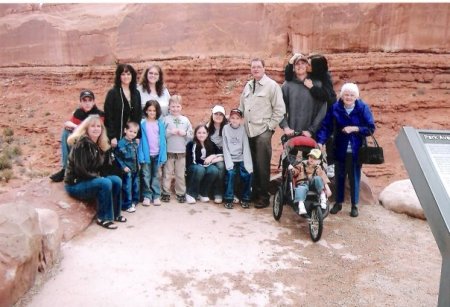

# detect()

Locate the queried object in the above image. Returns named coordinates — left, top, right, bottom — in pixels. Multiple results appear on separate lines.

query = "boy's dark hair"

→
left=114, top=64, right=137, bottom=91
left=139, top=65, right=165, bottom=97
left=125, top=121, right=140, bottom=130
left=143, top=100, right=162, bottom=119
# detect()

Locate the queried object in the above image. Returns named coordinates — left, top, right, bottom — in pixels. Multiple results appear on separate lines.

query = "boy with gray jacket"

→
left=222, top=109, right=253, bottom=209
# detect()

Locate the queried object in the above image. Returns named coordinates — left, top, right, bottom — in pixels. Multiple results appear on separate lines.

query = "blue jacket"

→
left=115, top=138, right=139, bottom=173
left=316, top=98, right=375, bottom=162
left=138, top=118, right=167, bottom=166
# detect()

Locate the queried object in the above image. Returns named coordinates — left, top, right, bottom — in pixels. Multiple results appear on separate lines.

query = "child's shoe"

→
left=240, top=201, right=250, bottom=209
left=153, top=198, right=161, bottom=206
left=214, top=196, right=223, bottom=204
left=224, top=202, right=233, bottom=209
left=320, top=192, right=327, bottom=210
left=142, top=198, right=151, bottom=207
left=298, top=201, right=307, bottom=215
left=199, top=196, right=210, bottom=203
left=161, top=193, right=171, bottom=202
left=185, top=194, right=196, bottom=204
left=177, top=194, right=187, bottom=203
left=125, top=203, right=136, bottom=213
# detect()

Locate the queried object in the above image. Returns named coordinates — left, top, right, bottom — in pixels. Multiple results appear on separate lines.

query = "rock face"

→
left=0, top=203, right=62, bottom=306
left=379, top=179, right=425, bottom=220
left=0, top=3, right=448, bottom=66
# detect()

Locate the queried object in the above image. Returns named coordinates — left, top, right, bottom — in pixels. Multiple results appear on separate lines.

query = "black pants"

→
left=249, top=130, right=273, bottom=203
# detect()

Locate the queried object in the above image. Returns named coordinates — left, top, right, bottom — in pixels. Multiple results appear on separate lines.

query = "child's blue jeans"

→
left=122, top=171, right=140, bottom=209
left=141, top=156, right=161, bottom=200
left=294, top=176, right=324, bottom=202
left=186, top=164, right=219, bottom=198
left=224, top=161, right=252, bottom=203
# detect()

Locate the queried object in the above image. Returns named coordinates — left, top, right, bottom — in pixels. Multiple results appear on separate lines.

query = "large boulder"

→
left=379, top=179, right=425, bottom=220
left=0, top=203, right=62, bottom=306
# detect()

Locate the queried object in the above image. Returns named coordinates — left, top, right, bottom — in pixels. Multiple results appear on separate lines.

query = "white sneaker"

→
left=199, top=196, right=210, bottom=203
left=214, top=197, right=223, bottom=204
left=298, top=201, right=307, bottom=215
left=233, top=195, right=240, bottom=204
left=142, top=198, right=151, bottom=206
left=126, top=204, right=136, bottom=213
left=153, top=198, right=161, bottom=206
left=326, top=164, right=335, bottom=178
left=186, top=194, right=196, bottom=204
left=320, top=192, right=327, bottom=210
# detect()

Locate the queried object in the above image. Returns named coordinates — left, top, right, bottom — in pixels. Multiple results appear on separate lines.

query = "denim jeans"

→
left=65, top=175, right=122, bottom=221
left=224, top=161, right=252, bottom=203
left=61, top=129, right=72, bottom=168
left=122, top=171, right=140, bottom=209
left=141, top=156, right=161, bottom=200
left=335, top=153, right=361, bottom=206
left=294, top=176, right=324, bottom=202
left=213, top=161, right=225, bottom=198
left=186, top=164, right=219, bottom=198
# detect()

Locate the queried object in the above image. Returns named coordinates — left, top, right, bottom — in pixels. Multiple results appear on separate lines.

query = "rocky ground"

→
left=15, top=196, right=440, bottom=306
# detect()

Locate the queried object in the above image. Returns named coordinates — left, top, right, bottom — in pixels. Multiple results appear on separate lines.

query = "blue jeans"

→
left=213, top=161, right=225, bottom=198
left=122, top=171, right=140, bottom=209
left=224, top=161, right=252, bottom=202
left=61, top=129, right=72, bottom=168
left=294, top=176, right=324, bottom=202
left=141, top=156, right=161, bottom=200
left=65, top=175, right=122, bottom=221
left=335, top=153, right=361, bottom=206
left=186, top=164, right=219, bottom=198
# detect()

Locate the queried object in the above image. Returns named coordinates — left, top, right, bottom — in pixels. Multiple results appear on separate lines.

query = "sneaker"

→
left=125, top=204, right=136, bottom=213
left=233, top=196, right=240, bottom=204
left=185, top=194, right=196, bottom=204
left=224, top=202, right=233, bottom=209
left=176, top=194, right=187, bottom=203
left=199, top=196, right=210, bottom=203
left=330, top=203, right=342, bottom=214
left=350, top=206, right=359, bottom=217
left=50, top=168, right=65, bottom=182
left=240, top=201, right=250, bottom=209
left=326, top=164, right=335, bottom=178
left=298, top=201, right=307, bottom=215
left=214, top=196, right=223, bottom=204
left=320, top=192, right=327, bottom=210
left=153, top=198, right=161, bottom=206
left=161, top=194, right=171, bottom=202
left=142, top=198, right=151, bottom=206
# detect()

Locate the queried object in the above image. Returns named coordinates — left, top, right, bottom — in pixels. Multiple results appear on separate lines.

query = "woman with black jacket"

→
left=104, top=64, right=142, bottom=148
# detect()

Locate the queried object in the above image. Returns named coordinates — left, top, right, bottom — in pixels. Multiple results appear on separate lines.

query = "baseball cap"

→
left=294, top=54, right=309, bottom=65
left=80, top=89, right=95, bottom=100
left=229, top=108, right=243, bottom=118
left=212, top=105, right=225, bottom=115
left=308, top=148, right=322, bottom=159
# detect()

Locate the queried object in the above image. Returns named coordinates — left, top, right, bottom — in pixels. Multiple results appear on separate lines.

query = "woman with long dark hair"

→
left=137, top=64, right=171, bottom=116
left=104, top=64, right=142, bottom=147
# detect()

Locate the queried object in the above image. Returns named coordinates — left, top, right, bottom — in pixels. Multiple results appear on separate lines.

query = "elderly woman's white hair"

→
left=340, top=82, right=359, bottom=98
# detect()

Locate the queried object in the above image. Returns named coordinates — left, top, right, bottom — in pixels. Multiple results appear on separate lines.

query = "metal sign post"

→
left=396, top=127, right=450, bottom=307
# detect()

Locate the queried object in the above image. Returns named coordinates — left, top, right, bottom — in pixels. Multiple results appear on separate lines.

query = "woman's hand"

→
left=304, top=78, right=313, bottom=89
left=111, top=138, right=118, bottom=148
left=204, top=155, right=215, bottom=165
left=342, top=126, right=359, bottom=134
left=123, top=167, right=130, bottom=173
left=302, top=130, right=312, bottom=138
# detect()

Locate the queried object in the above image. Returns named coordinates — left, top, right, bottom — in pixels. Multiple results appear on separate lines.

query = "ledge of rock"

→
left=379, top=179, right=425, bottom=220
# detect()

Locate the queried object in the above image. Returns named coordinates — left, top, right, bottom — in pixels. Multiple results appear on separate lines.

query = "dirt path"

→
left=19, top=200, right=440, bottom=306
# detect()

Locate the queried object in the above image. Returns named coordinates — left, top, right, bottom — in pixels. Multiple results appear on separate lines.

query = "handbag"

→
left=358, top=133, right=384, bottom=165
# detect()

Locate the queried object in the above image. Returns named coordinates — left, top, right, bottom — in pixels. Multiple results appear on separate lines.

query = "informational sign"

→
left=396, top=127, right=450, bottom=307
left=420, top=132, right=450, bottom=200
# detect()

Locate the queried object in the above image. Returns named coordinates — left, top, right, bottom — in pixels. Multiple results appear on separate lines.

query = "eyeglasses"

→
left=148, top=72, right=159, bottom=76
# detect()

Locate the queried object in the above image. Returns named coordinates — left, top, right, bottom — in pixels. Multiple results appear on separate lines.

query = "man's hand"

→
left=302, top=130, right=312, bottom=138
left=283, top=127, right=295, bottom=136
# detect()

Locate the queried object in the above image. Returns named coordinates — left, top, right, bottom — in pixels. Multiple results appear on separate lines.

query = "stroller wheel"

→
left=273, top=187, right=283, bottom=221
left=309, top=206, right=323, bottom=242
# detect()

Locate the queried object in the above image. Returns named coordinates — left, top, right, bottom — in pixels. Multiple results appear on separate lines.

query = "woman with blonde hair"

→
left=64, top=114, right=125, bottom=229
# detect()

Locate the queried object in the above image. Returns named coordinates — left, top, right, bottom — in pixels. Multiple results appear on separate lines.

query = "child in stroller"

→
left=289, top=148, right=331, bottom=215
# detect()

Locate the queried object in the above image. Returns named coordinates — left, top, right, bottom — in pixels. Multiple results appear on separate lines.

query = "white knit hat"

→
left=340, top=83, right=359, bottom=98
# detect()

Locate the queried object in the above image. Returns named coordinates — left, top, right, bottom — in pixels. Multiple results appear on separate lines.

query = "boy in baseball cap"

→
left=50, top=89, right=105, bottom=182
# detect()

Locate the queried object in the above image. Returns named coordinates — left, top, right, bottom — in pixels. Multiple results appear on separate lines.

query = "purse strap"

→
left=364, top=129, right=380, bottom=148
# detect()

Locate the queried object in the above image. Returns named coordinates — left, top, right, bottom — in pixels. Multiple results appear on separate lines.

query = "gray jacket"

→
left=222, top=124, right=253, bottom=173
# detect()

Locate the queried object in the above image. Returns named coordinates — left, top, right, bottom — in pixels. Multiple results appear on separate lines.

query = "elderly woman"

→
left=64, top=115, right=125, bottom=229
left=316, top=83, right=375, bottom=217
left=104, top=64, right=142, bottom=148
left=137, top=64, right=171, bottom=116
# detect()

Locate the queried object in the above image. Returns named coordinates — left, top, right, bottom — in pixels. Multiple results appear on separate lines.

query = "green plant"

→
left=0, top=155, right=12, bottom=170
left=0, top=169, right=14, bottom=182
left=3, top=146, right=22, bottom=159
left=3, top=127, right=13, bottom=137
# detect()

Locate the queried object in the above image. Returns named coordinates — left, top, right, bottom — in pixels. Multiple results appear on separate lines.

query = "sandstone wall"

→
left=0, top=3, right=448, bottom=66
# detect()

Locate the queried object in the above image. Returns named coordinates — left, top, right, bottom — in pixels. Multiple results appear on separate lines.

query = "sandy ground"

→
left=17, top=198, right=441, bottom=307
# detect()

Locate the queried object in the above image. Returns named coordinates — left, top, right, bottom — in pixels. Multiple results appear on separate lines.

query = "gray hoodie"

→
left=222, top=124, right=253, bottom=173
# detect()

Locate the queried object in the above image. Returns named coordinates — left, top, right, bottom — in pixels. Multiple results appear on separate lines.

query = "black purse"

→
left=358, top=133, right=384, bottom=165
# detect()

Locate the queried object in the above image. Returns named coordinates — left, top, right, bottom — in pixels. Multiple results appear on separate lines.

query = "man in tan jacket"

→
left=239, top=58, right=285, bottom=208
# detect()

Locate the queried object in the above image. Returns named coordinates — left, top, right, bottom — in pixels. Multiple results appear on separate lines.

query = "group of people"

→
left=50, top=54, right=376, bottom=229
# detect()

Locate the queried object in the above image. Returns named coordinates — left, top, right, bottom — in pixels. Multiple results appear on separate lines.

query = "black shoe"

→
left=161, top=194, right=171, bottom=202
left=350, top=206, right=359, bottom=217
left=50, top=168, right=65, bottom=182
left=224, top=202, right=233, bottom=209
left=240, top=201, right=250, bottom=209
left=176, top=194, right=186, bottom=203
left=330, top=203, right=342, bottom=214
